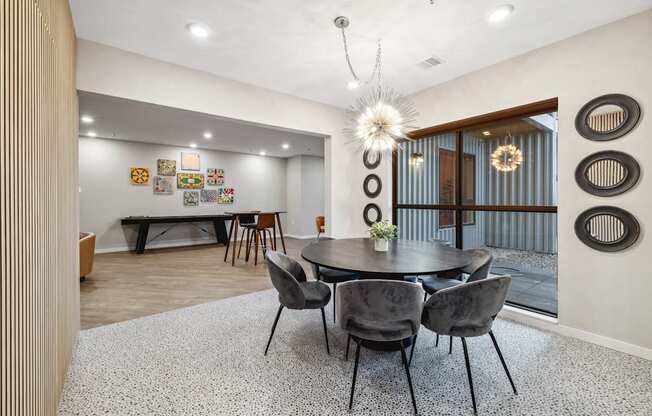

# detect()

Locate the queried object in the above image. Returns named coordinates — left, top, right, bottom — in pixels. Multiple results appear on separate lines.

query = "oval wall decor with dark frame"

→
left=363, top=203, right=382, bottom=226
left=363, top=174, right=382, bottom=198
left=575, top=151, right=640, bottom=197
left=575, top=94, right=641, bottom=141
left=363, top=148, right=382, bottom=170
left=574, top=206, right=640, bottom=252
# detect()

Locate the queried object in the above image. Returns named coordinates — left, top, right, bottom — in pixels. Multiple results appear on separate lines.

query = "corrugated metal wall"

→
left=396, top=128, right=557, bottom=254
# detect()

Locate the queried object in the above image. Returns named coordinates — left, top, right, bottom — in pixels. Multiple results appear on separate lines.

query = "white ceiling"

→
left=78, top=91, right=324, bottom=157
left=71, top=0, right=652, bottom=108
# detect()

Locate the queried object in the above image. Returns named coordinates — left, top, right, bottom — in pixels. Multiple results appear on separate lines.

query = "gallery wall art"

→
left=153, top=176, right=174, bottom=194
left=129, top=167, right=150, bottom=185
left=207, top=168, right=224, bottom=186
left=181, top=152, right=200, bottom=171
left=218, top=187, right=235, bottom=204
left=183, top=191, right=200, bottom=207
left=177, top=173, right=205, bottom=189
left=200, top=189, right=219, bottom=203
left=157, top=159, right=176, bottom=176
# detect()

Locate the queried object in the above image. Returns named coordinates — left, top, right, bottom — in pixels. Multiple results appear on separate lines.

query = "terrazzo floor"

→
left=59, top=289, right=652, bottom=416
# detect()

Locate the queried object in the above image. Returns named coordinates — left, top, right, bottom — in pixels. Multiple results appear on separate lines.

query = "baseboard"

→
left=283, top=234, right=317, bottom=240
left=94, top=237, right=228, bottom=254
left=499, top=306, right=652, bottom=361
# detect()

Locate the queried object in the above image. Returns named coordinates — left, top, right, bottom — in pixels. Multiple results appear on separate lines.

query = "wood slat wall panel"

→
left=1, top=0, right=79, bottom=415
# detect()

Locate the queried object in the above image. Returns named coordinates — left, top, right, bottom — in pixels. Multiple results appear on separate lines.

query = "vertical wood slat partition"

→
left=1, top=1, right=79, bottom=415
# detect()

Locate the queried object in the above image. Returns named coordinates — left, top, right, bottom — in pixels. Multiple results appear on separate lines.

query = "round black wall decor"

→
left=575, top=94, right=640, bottom=141
left=363, top=203, right=382, bottom=226
left=575, top=206, right=640, bottom=252
left=363, top=148, right=382, bottom=169
left=575, top=151, right=640, bottom=197
left=363, top=174, right=382, bottom=198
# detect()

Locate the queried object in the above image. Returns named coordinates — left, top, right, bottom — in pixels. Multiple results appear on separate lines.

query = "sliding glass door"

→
left=393, top=102, right=558, bottom=316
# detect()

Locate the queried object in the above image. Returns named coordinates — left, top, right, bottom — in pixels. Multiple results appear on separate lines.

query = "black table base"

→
left=121, top=215, right=231, bottom=254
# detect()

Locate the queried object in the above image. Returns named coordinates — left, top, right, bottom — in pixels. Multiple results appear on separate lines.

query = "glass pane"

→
left=396, top=132, right=457, bottom=205
left=462, top=211, right=558, bottom=316
left=462, top=111, right=558, bottom=206
left=396, top=208, right=456, bottom=247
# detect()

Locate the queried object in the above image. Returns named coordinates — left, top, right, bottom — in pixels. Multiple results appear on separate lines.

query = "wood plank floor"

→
left=80, top=238, right=314, bottom=330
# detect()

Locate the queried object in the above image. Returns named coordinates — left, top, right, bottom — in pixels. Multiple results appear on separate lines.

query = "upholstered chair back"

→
left=336, top=280, right=424, bottom=342
left=462, top=249, right=493, bottom=282
left=265, top=251, right=307, bottom=309
left=422, top=275, right=511, bottom=338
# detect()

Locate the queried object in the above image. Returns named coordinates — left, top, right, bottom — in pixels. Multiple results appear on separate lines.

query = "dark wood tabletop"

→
left=301, top=238, right=472, bottom=278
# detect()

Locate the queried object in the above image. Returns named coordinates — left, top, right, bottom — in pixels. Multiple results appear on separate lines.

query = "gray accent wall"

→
left=80, top=137, right=289, bottom=251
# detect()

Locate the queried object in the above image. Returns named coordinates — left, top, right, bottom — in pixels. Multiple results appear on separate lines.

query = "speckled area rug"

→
left=59, top=289, right=652, bottom=416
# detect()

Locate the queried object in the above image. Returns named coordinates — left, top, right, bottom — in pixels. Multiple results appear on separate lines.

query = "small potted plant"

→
left=368, top=220, right=397, bottom=252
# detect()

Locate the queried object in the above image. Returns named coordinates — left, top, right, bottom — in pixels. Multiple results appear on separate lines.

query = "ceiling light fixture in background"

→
left=482, top=131, right=491, bottom=136
left=189, top=143, right=197, bottom=148
left=81, top=115, right=94, bottom=124
left=187, top=23, right=210, bottom=39
left=87, top=131, right=97, bottom=137
left=259, top=151, right=266, bottom=156
left=488, top=4, right=515, bottom=24
left=203, top=132, right=213, bottom=139
left=281, top=143, right=290, bottom=150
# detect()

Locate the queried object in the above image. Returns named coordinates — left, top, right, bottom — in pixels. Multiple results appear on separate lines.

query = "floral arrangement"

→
left=368, top=220, right=398, bottom=241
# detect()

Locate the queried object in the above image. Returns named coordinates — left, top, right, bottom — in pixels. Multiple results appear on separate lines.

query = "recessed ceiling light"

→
left=87, top=131, right=97, bottom=137
left=80, top=115, right=94, bottom=124
left=482, top=131, right=491, bottom=136
left=187, top=23, right=210, bottom=39
left=189, top=143, right=197, bottom=148
left=347, top=80, right=360, bottom=90
left=203, top=132, right=213, bottom=139
left=487, top=4, right=515, bottom=24
left=259, top=151, right=266, bottom=156
left=281, top=143, right=290, bottom=150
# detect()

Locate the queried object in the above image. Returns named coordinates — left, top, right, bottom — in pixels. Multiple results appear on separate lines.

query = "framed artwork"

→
left=129, top=167, right=150, bottom=185
left=218, top=187, right=235, bottom=204
left=207, top=168, right=224, bottom=186
left=157, top=159, right=176, bottom=176
left=153, top=176, right=174, bottom=194
left=200, top=189, right=218, bottom=203
left=177, top=173, right=205, bottom=189
left=181, top=152, right=200, bottom=171
left=183, top=191, right=199, bottom=207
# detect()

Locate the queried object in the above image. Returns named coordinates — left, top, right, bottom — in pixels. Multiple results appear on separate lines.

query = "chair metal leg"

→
left=409, top=334, right=417, bottom=367
left=449, top=336, right=453, bottom=354
left=461, top=337, right=477, bottom=414
left=423, top=291, right=427, bottom=302
left=349, top=341, right=361, bottom=410
left=254, top=230, right=260, bottom=265
left=264, top=305, right=284, bottom=356
left=435, top=334, right=439, bottom=347
left=332, top=283, right=337, bottom=323
left=489, top=330, right=518, bottom=395
left=320, top=308, right=330, bottom=355
left=345, top=334, right=351, bottom=361
left=400, top=343, right=418, bottom=414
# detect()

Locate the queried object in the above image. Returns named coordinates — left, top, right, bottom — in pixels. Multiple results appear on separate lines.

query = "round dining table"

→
left=301, top=238, right=472, bottom=279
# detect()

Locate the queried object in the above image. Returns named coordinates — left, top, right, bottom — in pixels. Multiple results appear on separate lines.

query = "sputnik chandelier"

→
left=335, top=16, right=418, bottom=152
left=491, top=134, right=523, bottom=172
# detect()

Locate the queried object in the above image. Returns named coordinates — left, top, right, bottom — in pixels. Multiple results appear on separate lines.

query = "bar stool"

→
left=245, top=213, right=276, bottom=265
left=236, top=214, right=257, bottom=259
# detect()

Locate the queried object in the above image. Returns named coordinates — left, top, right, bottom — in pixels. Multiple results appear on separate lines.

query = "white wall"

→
left=80, top=137, right=287, bottom=251
left=409, top=11, right=652, bottom=353
left=285, top=155, right=325, bottom=237
left=77, top=39, right=390, bottom=239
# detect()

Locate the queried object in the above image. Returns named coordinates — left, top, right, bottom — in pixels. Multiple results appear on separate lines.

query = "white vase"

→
left=374, top=239, right=389, bottom=252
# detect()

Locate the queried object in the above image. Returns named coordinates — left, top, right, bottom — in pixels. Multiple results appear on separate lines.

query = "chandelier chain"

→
left=339, top=26, right=382, bottom=86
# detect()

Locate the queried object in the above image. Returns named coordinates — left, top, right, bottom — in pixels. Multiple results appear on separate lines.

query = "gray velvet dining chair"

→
left=263, top=251, right=331, bottom=356
left=310, top=237, right=358, bottom=323
left=336, top=279, right=424, bottom=414
left=420, top=275, right=517, bottom=414
left=421, top=248, right=493, bottom=354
